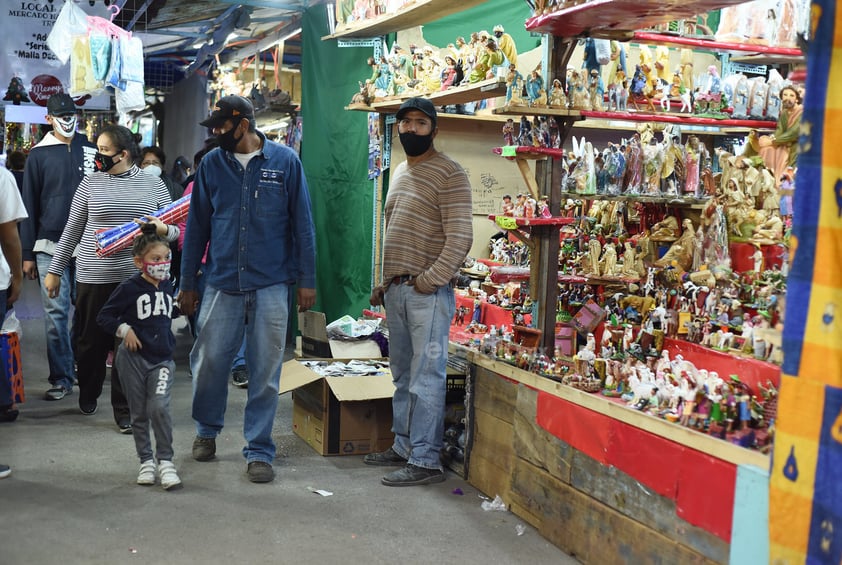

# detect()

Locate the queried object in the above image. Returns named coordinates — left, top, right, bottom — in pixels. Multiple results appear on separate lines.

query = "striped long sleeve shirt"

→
left=48, top=166, right=179, bottom=284
left=382, top=151, right=473, bottom=292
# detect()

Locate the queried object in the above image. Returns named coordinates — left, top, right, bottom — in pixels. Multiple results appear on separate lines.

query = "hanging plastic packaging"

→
left=89, top=33, right=113, bottom=81
left=47, top=0, right=90, bottom=65
left=69, top=35, right=104, bottom=97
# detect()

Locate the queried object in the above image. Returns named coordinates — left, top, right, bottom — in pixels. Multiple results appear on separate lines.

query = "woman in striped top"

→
left=45, top=125, right=180, bottom=424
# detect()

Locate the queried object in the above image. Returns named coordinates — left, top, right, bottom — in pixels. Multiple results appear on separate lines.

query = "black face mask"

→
left=217, top=119, right=243, bottom=152
left=94, top=151, right=121, bottom=172
left=399, top=132, right=434, bottom=157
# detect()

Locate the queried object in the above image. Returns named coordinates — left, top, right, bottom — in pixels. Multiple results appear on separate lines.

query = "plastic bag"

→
left=47, top=0, right=90, bottom=65
left=115, top=80, right=145, bottom=114
left=2, top=309, right=21, bottom=337
left=594, top=39, right=611, bottom=66
left=89, top=32, right=113, bottom=81
left=105, top=36, right=124, bottom=90
left=481, top=494, right=508, bottom=512
left=69, top=34, right=104, bottom=97
left=119, top=36, right=145, bottom=84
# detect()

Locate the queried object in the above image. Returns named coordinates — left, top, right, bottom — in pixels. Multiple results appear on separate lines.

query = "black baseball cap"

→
left=47, top=93, right=76, bottom=116
left=199, top=95, right=255, bottom=128
left=395, top=97, right=437, bottom=127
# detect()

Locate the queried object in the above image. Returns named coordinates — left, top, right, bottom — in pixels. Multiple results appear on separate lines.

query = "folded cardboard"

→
left=298, top=311, right=383, bottom=359
left=281, top=359, right=394, bottom=456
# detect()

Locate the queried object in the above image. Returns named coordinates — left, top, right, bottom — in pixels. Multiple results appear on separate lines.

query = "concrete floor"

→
left=0, top=278, right=579, bottom=565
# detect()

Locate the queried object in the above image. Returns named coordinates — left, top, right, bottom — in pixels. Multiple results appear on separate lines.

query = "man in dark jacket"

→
left=20, top=93, right=97, bottom=401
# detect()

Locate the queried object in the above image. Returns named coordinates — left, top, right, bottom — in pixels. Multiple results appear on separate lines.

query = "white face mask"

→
left=143, top=260, right=171, bottom=281
left=52, top=115, right=77, bottom=138
left=143, top=165, right=163, bottom=177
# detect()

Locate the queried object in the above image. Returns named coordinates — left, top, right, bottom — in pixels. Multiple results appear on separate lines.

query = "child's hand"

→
left=124, top=328, right=142, bottom=352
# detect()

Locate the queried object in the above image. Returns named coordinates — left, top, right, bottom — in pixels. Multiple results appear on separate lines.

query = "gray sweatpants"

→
left=114, top=344, right=176, bottom=463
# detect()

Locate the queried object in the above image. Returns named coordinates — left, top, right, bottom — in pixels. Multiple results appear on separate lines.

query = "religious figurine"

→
left=493, top=25, right=518, bottom=67
left=588, top=69, right=605, bottom=111
left=502, top=119, right=515, bottom=146
left=743, top=85, right=803, bottom=183
left=549, top=78, right=568, bottom=108
left=601, top=241, right=618, bottom=277
left=506, top=64, right=525, bottom=105
left=525, top=69, right=545, bottom=106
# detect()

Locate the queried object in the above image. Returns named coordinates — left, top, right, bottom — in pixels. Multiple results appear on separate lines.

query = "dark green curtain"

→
left=301, top=7, right=377, bottom=322
left=422, top=1, right=537, bottom=53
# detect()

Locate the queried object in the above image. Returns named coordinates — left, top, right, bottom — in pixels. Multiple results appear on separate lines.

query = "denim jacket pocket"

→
left=255, top=169, right=286, bottom=217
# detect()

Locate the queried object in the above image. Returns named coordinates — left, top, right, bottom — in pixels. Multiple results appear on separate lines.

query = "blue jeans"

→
left=192, top=270, right=246, bottom=371
left=35, top=253, right=76, bottom=389
left=0, top=288, right=9, bottom=406
left=191, top=283, right=289, bottom=464
left=384, top=282, right=455, bottom=470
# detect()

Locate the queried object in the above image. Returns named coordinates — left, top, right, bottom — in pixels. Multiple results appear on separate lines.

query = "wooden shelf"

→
left=579, top=110, right=777, bottom=130
left=493, top=105, right=583, bottom=118
left=323, top=0, right=489, bottom=39
left=526, top=0, right=749, bottom=39
left=492, top=146, right=567, bottom=159
left=560, top=192, right=710, bottom=208
left=488, top=214, right=576, bottom=227
left=464, top=350, right=769, bottom=468
left=360, top=78, right=506, bottom=113
left=631, top=31, right=803, bottom=58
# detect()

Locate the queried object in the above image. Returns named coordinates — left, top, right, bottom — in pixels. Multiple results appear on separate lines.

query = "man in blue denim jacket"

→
left=178, top=95, right=316, bottom=484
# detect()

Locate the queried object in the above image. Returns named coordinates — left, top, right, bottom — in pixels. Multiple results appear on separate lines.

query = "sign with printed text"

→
left=2, top=1, right=111, bottom=112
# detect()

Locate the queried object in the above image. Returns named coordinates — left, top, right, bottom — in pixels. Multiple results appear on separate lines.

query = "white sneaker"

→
left=158, top=460, right=182, bottom=491
left=137, top=460, right=156, bottom=486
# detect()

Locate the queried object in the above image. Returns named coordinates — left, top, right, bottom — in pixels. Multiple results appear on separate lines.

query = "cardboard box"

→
left=281, top=359, right=395, bottom=456
left=298, top=311, right=383, bottom=359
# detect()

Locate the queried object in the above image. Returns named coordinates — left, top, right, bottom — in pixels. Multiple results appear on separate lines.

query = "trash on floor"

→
left=480, top=494, right=508, bottom=512
left=307, top=486, right=334, bottom=496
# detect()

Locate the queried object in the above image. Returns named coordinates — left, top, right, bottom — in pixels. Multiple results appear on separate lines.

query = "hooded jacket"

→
left=20, top=131, right=97, bottom=261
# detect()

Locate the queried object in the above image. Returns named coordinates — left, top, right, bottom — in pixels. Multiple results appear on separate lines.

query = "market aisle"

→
left=0, top=278, right=578, bottom=564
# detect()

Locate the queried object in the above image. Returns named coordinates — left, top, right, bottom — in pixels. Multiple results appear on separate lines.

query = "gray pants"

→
left=115, top=344, right=176, bottom=463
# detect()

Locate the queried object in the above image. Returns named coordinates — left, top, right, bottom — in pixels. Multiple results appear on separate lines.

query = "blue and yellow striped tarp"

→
left=770, top=1, right=842, bottom=562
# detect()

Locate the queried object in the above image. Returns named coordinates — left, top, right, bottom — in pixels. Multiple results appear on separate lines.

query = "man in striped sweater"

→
left=365, top=97, right=473, bottom=486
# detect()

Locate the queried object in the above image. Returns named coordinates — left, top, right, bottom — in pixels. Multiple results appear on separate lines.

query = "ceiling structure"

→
left=106, top=0, right=328, bottom=90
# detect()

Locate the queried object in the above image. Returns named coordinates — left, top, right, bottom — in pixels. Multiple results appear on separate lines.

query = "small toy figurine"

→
left=588, top=69, right=605, bottom=111
left=505, top=64, right=525, bottom=105
left=525, top=69, right=545, bottom=106
left=549, top=78, right=567, bottom=108
left=502, top=119, right=515, bottom=146
left=501, top=193, right=514, bottom=215
left=472, top=299, right=482, bottom=324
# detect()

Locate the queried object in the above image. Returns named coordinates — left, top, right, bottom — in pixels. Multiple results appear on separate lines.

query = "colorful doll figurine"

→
left=525, top=69, right=545, bottom=106
left=502, top=119, right=515, bottom=146
left=549, top=78, right=567, bottom=108
left=588, top=69, right=605, bottom=111
left=506, top=64, right=525, bottom=105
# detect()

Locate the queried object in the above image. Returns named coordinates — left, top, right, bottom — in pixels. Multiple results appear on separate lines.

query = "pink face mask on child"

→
left=143, top=260, right=171, bottom=281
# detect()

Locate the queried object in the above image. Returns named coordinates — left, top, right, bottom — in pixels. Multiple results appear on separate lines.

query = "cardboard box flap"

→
left=279, top=359, right=324, bottom=394
left=325, top=375, right=395, bottom=402
left=299, top=311, right=328, bottom=341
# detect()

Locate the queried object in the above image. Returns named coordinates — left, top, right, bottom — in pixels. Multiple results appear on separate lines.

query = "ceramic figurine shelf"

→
left=488, top=214, right=576, bottom=227
left=493, top=106, right=584, bottom=118
left=525, top=0, right=749, bottom=39
left=632, top=31, right=804, bottom=60
left=559, top=192, right=710, bottom=208
left=579, top=110, right=777, bottom=130
left=324, top=0, right=488, bottom=39
left=347, top=78, right=507, bottom=114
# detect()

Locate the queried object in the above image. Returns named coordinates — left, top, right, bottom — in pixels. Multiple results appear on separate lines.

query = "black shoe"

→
left=247, top=461, right=275, bottom=483
left=231, top=366, right=248, bottom=389
left=381, top=464, right=445, bottom=487
left=79, top=401, right=97, bottom=415
left=45, top=385, right=73, bottom=401
left=118, top=420, right=132, bottom=434
left=0, top=405, right=19, bottom=423
left=363, top=447, right=407, bottom=466
left=192, top=436, right=216, bottom=461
